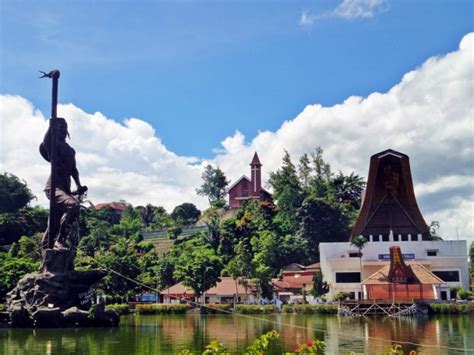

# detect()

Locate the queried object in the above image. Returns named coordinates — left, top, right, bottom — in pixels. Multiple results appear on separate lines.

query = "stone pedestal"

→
left=5, top=248, right=114, bottom=328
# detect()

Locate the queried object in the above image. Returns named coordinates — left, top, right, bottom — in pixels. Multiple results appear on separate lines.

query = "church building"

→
left=228, top=152, right=272, bottom=209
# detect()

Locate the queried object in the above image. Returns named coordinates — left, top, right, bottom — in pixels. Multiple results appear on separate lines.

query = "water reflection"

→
left=1, top=314, right=472, bottom=354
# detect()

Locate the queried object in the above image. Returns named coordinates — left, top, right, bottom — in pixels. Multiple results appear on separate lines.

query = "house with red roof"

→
left=160, top=277, right=256, bottom=304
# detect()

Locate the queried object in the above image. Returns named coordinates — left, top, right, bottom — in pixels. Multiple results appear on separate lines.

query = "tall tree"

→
left=310, top=147, right=332, bottom=198
left=269, top=151, right=305, bottom=233
left=174, top=244, right=222, bottom=300
left=298, top=153, right=312, bottom=191
left=312, top=270, right=329, bottom=298
left=196, top=165, right=229, bottom=205
left=298, top=196, right=350, bottom=261
left=0, top=173, right=35, bottom=213
left=171, top=203, right=201, bottom=226
left=351, top=235, right=368, bottom=299
left=331, top=172, right=366, bottom=210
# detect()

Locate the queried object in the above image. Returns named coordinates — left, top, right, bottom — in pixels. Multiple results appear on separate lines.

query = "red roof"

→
left=95, top=202, right=128, bottom=212
left=160, top=277, right=250, bottom=297
left=272, top=274, right=314, bottom=290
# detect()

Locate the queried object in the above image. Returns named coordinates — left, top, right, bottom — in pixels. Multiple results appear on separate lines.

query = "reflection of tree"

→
left=3, top=314, right=473, bottom=353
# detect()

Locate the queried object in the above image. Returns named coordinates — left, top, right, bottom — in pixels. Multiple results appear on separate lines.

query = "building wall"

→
left=228, top=179, right=250, bottom=208
left=319, top=240, right=469, bottom=300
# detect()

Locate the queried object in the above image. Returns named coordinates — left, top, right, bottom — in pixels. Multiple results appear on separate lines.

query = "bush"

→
left=282, top=304, right=337, bottom=314
left=136, top=304, right=191, bottom=315
left=333, top=292, right=350, bottom=302
left=235, top=304, right=275, bottom=314
left=457, top=288, right=473, bottom=301
left=105, top=303, right=130, bottom=315
left=429, top=303, right=474, bottom=314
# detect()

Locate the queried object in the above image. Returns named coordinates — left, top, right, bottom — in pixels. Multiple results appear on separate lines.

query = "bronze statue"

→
left=40, top=117, right=87, bottom=250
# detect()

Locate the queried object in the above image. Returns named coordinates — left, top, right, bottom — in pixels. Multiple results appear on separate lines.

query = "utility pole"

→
left=40, top=70, right=60, bottom=249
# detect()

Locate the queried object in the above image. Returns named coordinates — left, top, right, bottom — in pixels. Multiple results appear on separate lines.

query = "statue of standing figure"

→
left=40, top=117, right=87, bottom=250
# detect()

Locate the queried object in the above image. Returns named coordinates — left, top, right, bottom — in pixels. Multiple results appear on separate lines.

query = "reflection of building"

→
left=320, top=149, right=469, bottom=301
left=272, top=263, right=320, bottom=302
left=228, top=153, right=272, bottom=209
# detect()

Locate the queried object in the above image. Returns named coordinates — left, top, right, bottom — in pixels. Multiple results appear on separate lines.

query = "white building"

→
left=319, top=149, right=470, bottom=301
left=319, top=240, right=469, bottom=300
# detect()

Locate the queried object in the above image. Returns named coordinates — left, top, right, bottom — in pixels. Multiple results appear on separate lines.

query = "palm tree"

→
left=351, top=235, right=368, bottom=300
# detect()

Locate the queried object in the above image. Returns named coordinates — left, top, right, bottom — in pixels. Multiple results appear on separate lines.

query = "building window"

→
left=411, top=234, right=419, bottom=241
left=393, top=234, right=399, bottom=241
left=349, top=292, right=356, bottom=300
left=372, top=235, right=380, bottom=242
left=335, top=272, right=361, bottom=283
left=427, top=250, right=438, bottom=257
left=382, top=234, right=389, bottom=242
left=349, top=252, right=360, bottom=258
left=401, top=235, right=408, bottom=241
left=433, top=271, right=460, bottom=282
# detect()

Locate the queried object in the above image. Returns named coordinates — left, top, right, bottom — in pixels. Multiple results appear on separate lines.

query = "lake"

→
left=1, top=314, right=473, bottom=354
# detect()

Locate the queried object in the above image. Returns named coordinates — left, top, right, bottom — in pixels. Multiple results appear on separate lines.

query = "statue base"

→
left=5, top=249, right=119, bottom=328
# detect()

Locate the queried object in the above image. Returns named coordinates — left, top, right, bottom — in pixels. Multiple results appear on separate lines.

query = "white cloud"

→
left=1, top=33, right=473, bottom=243
left=299, top=10, right=316, bottom=27
left=331, top=0, right=386, bottom=20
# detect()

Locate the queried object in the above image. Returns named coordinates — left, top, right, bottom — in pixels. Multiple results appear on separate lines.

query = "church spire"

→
left=250, top=152, right=262, bottom=195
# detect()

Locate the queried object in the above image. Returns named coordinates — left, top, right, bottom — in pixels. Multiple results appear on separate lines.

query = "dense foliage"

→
left=1, top=148, right=367, bottom=302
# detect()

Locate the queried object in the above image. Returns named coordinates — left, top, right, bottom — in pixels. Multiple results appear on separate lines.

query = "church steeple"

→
left=250, top=152, right=262, bottom=196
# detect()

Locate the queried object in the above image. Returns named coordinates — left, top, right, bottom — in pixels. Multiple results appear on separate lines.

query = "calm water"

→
left=1, top=314, right=473, bottom=354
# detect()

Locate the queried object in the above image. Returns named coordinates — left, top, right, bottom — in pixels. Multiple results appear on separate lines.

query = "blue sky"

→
left=1, top=0, right=472, bottom=157
left=1, top=1, right=473, bottom=241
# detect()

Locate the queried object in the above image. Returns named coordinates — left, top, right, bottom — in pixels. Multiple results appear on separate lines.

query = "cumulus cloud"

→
left=0, top=95, right=206, bottom=210
left=331, top=0, right=386, bottom=19
left=299, top=10, right=316, bottom=27
left=1, top=33, right=473, bottom=242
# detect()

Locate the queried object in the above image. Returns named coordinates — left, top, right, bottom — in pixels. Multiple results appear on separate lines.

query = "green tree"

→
left=331, top=172, right=366, bottom=210
left=298, top=196, right=350, bottom=261
left=269, top=151, right=305, bottom=233
left=8, top=235, right=42, bottom=262
left=196, top=164, right=229, bottom=205
left=0, top=253, right=39, bottom=298
left=298, top=153, right=312, bottom=191
left=155, top=253, right=176, bottom=291
left=351, top=235, right=368, bottom=299
left=251, top=230, right=278, bottom=298
left=470, top=241, right=474, bottom=280
left=150, top=206, right=174, bottom=229
left=174, top=244, right=222, bottom=300
left=312, top=270, right=329, bottom=298
left=0, top=172, right=35, bottom=213
left=171, top=203, right=201, bottom=226
left=94, top=238, right=141, bottom=299
left=310, top=147, right=332, bottom=198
